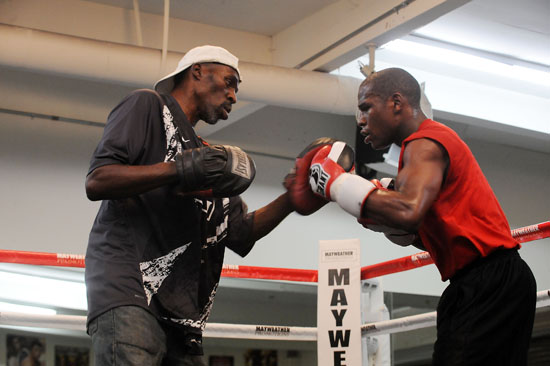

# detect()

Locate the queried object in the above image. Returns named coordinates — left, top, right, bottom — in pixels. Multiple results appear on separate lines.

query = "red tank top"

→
left=399, top=120, right=518, bottom=281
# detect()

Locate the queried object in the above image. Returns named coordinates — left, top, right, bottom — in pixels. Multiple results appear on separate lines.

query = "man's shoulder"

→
left=420, top=119, right=448, bottom=131
left=406, top=119, right=470, bottom=161
left=414, top=119, right=460, bottom=140
left=126, top=89, right=164, bottom=104
left=402, top=120, right=461, bottom=153
left=110, top=89, right=164, bottom=116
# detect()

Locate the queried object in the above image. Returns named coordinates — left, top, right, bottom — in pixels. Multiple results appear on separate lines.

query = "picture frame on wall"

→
left=209, top=355, right=234, bottom=366
left=244, top=349, right=277, bottom=366
left=54, top=345, right=90, bottom=366
left=6, top=334, right=46, bottom=366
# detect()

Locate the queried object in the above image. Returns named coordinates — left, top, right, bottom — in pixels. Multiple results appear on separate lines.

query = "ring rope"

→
left=1, top=290, right=548, bottom=339
left=361, top=220, right=550, bottom=279
left=220, top=264, right=318, bottom=282
left=362, top=289, right=550, bottom=336
left=0, top=221, right=547, bottom=282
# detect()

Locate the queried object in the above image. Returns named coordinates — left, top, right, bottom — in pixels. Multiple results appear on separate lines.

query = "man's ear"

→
left=190, top=63, right=202, bottom=80
left=392, top=93, right=403, bottom=113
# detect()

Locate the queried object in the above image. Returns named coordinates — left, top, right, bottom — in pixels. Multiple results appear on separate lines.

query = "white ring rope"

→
left=0, top=312, right=86, bottom=331
left=362, top=311, right=437, bottom=336
left=1, top=290, right=548, bottom=340
left=204, top=323, right=317, bottom=341
left=362, top=289, right=550, bottom=336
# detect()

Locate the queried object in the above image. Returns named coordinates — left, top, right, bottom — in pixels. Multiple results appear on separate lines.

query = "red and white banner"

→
left=317, top=239, right=362, bottom=366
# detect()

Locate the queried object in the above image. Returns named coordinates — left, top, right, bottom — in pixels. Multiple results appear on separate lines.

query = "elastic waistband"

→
left=450, top=248, right=518, bottom=283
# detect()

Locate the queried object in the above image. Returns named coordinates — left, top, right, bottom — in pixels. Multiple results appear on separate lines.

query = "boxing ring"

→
left=1, top=221, right=549, bottom=364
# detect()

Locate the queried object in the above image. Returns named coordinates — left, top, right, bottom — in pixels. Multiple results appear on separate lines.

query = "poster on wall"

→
left=244, top=349, right=277, bottom=366
left=6, top=334, right=46, bottom=366
left=54, top=345, right=90, bottom=366
left=209, top=355, right=234, bottom=366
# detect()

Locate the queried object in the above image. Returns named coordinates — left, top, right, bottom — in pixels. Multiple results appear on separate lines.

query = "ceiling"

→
left=82, top=0, right=549, bottom=66
left=87, top=0, right=342, bottom=36
left=79, top=0, right=550, bottom=152
left=0, top=0, right=548, bottom=155
left=414, top=0, right=549, bottom=66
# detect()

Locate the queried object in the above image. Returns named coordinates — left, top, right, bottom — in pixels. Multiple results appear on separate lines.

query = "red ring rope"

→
left=0, top=221, right=548, bottom=282
left=220, top=264, right=318, bottom=282
left=361, top=221, right=550, bottom=279
left=0, top=250, right=85, bottom=268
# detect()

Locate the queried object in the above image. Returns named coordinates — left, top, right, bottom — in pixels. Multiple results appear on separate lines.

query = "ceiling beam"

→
left=0, top=24, right=361, bottom=116
left=272, top=0, right=471, bottom=71
left=0, top=0, right=272, bottom=65
left=0, top=0, right=273, bottom=135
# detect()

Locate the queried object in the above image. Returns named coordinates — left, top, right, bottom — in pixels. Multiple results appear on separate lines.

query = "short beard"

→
left=199, top=105, right=220, bottom=125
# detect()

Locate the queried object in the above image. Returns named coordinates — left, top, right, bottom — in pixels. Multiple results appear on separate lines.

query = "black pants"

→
left=432, top=249, right=536, bottom=366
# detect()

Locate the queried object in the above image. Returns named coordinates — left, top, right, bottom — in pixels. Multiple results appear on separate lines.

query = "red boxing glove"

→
left=309, top=142, right=376, bottom=218
left=371, top=177, right=395, bottom=190
left=284, top=138, right=347, bottom=215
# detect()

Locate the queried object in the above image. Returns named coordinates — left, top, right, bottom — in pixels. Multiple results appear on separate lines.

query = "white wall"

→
left=466, top=137, right=550, bottom=292
left=1, top=111, right=548, bottom=297
left=0, top=113, right=102, bottom=255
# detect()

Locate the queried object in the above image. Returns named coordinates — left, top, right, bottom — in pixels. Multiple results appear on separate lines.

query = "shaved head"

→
left=360, top=68, right=421, bottom=108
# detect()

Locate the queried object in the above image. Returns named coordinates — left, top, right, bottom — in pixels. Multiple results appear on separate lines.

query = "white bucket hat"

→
left=154, top=45, right=241, bottom=94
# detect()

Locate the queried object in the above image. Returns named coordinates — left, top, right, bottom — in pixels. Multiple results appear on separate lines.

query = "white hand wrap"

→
left=330, top=173, right=376, bottom=218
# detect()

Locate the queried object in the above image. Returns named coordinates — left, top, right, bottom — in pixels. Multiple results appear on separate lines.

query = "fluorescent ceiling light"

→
left=381, top=39, right=550, bottom=87
left=331, top=38, right=549, bottom=134
left=0, top=301, right=57, bottom=315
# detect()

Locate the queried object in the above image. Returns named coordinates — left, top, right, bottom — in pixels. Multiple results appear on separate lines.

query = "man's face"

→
left=197, top=63, right=240, bottom=125
left=31, top=344, right=43, bottom=359
left=356, top=83, right=396, bottom=150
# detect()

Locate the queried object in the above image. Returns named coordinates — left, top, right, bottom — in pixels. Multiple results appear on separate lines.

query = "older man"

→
left=85, top=45, right=308, bottom=366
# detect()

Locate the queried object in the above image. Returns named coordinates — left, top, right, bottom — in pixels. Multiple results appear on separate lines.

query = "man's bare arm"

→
left=363, top=138, right=448, bottom=232
left=249, top=192, right=294, bottom=242
left=85, top=163, right=179, bottom=201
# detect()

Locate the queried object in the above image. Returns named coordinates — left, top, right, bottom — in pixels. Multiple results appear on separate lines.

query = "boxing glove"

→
left=174, top=145, right=255, bottom=197
left=357, top=177, right=394, bottom=229
left=309, top=141, right=375, bottom=218
left=384, top=231, right=419, bottom=246
left=357, top=177, right=418, bottom=246
left=284, top=138, right=354, bottom=215
left=358, top=216, right=418, bottom=246
left=373, top=177, right=395, bottom=190
left=283, top=137, right=353, bottom=215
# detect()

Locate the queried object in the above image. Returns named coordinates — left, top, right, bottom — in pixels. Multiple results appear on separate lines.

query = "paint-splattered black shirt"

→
left=85, top=90, right=255, bottom=346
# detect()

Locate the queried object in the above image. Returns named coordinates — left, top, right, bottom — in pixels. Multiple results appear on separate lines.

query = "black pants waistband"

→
left=450, top=248, right=519, bottom=283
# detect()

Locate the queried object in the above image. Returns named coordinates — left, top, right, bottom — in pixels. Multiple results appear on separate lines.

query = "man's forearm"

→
left=85, top=162, right=179, bottom=201
left=250, top=192, right=294, bottom=242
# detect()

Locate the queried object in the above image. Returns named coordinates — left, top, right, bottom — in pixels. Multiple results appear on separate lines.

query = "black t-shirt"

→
left=85, top=90, right=255, bottom=336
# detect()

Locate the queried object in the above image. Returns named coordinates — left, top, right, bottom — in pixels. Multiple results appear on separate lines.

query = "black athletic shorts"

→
left=432, top=249, right=537, bottom=366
